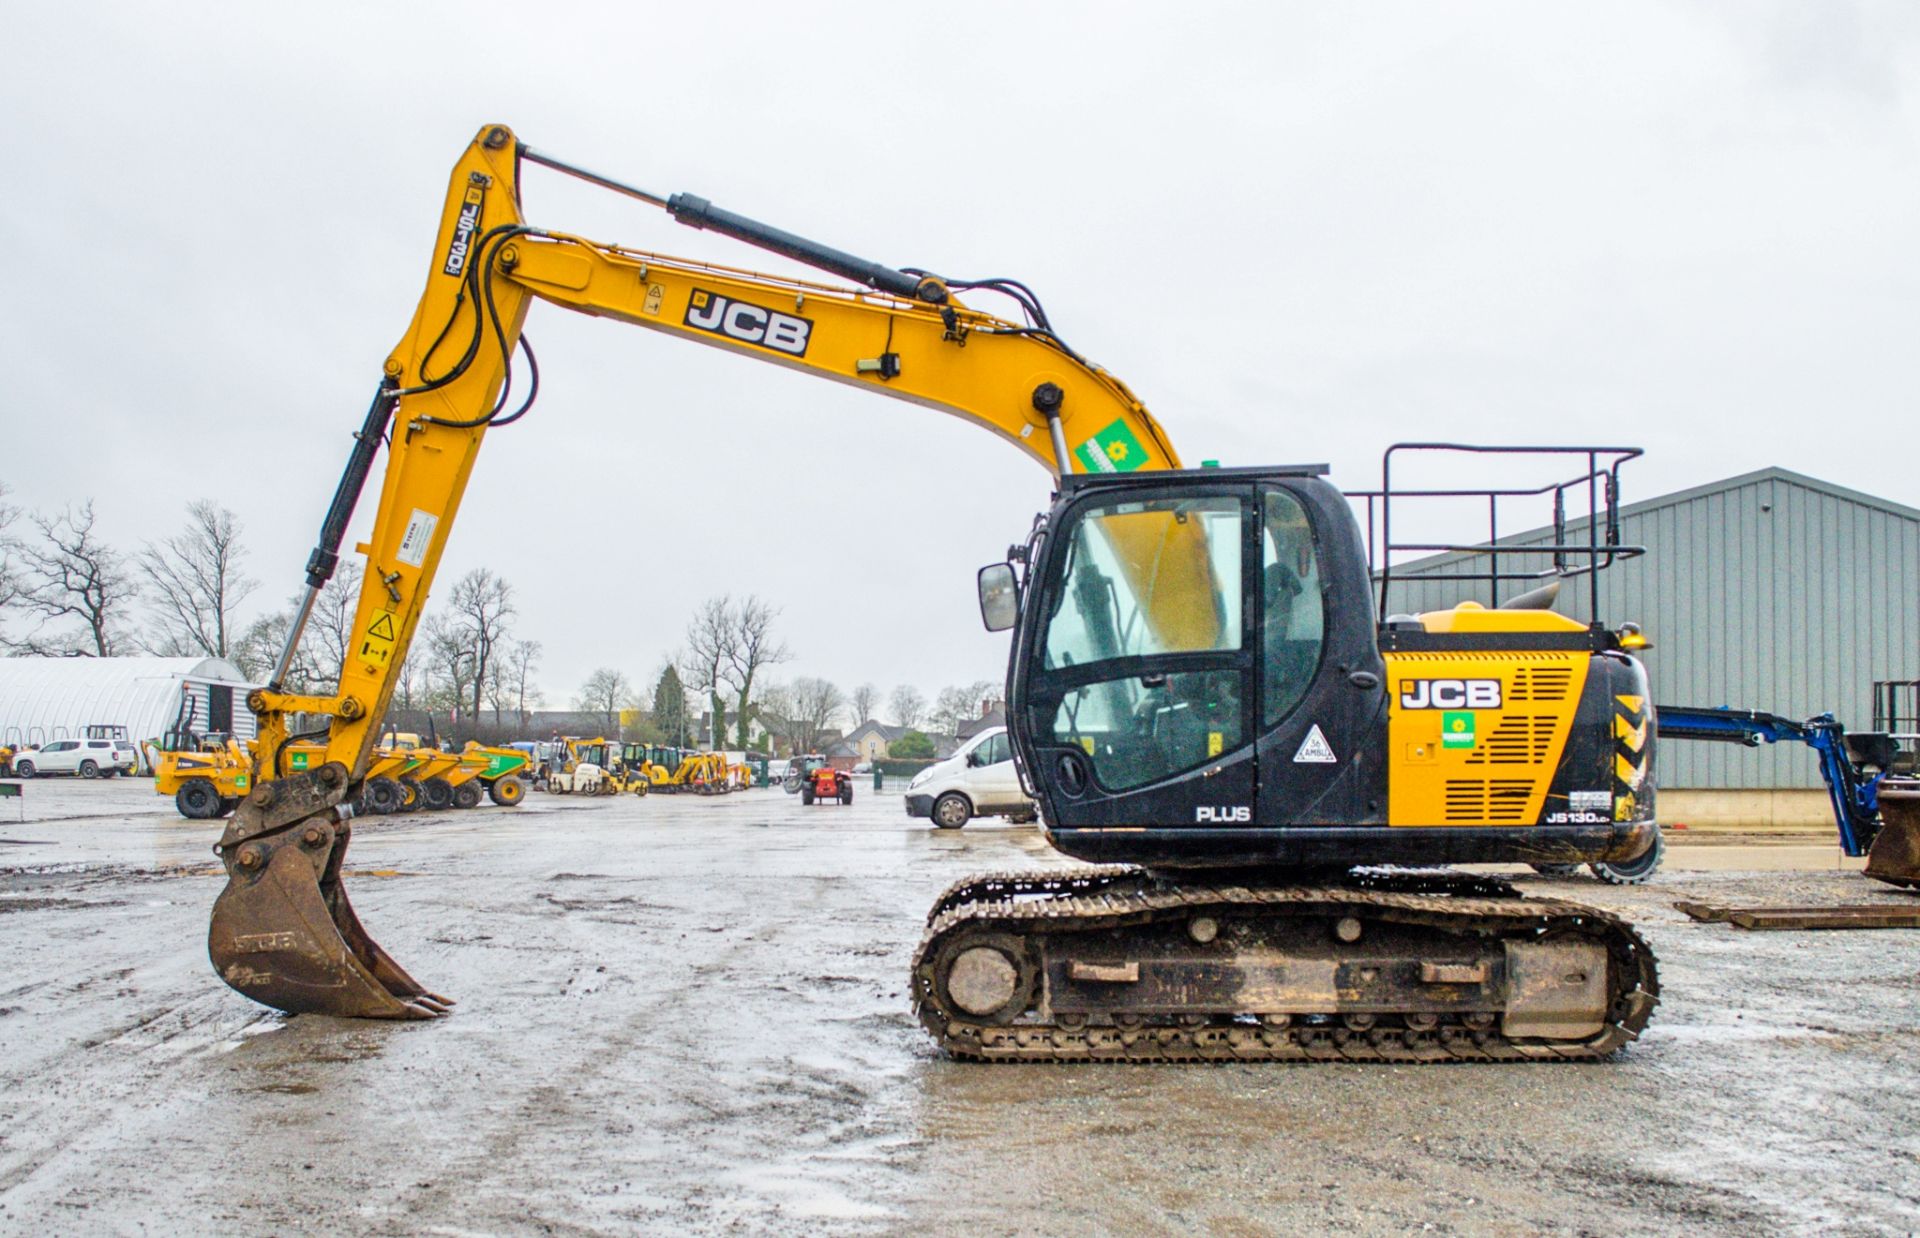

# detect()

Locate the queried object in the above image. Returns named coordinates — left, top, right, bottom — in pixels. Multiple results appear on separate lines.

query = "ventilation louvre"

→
left=1466, top=715, right=1558, bottom=766
left=1443, top=779, right=1534, bottom=822
left=1509, top=665, right=1574, bottom=704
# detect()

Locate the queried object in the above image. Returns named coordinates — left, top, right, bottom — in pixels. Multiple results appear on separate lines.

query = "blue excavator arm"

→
left=1653, top=705, right=1892, bottom=856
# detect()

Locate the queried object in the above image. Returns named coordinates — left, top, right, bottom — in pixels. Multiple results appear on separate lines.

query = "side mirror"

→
left=966, top=750, right=983, bottom=767
left=977, top=563, right=1020, bottom=632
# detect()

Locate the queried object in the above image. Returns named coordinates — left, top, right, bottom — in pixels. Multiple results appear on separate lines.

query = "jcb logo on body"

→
left=1195, top=805, right=1251, bottom=823
left=1398, top=678, right=1502, bottom=710
left=685, top=289, right=813, bottom=357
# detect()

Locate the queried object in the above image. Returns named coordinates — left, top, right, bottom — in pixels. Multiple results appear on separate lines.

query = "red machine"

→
left=800, top=764, right=853, bottom=806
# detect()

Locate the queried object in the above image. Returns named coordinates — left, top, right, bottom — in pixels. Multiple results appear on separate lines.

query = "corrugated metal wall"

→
left=1376, top=470, right=1920, bottom=788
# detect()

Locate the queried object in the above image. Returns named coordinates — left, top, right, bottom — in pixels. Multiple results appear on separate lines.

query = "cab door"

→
left=1252, top=482, right=1389, bottom=826
left=1018, top=486, right=1257, bottom=828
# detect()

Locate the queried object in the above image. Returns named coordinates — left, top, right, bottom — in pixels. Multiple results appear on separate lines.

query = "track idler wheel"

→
left=932, top=931, right=1036, bottom=1025
left=1867, top=782, right=1920, bottom=890
left=208, top=764, right=452, bottom=1020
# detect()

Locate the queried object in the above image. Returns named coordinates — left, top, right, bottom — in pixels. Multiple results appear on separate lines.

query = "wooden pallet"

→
left=1674, top=901, right=1920, bottom=930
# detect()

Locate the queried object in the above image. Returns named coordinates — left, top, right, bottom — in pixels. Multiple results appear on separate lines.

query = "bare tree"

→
left=776, top=676, right=845, bottom=755
left=493, top=638, right=542, bottom=724
left=445, top=569, right=516, bottom=721
left=137, top=500, right=258, bottom=659
left=231, top=562, right=375, bottom=694
left=851, top=683, right=880, bottom=726
left=682, top=596, right=733, bottom=751
left=0, top=481, right=20, bottom=616
left=8, top=502, right=133, bottom=655
left=576, top=666, right=632, bottom=733
left=722, top=594, right=789, bottom=747
left=888, top=684, right=927, bottom=729
left=421, top=613, right=475, bottom=720
left=305, top=561, right=364, bottom=691
left=232, top=610, right=319, bottom=690
left=392, top=646, right=424, bottom=713
left=932, top=680, right=999, bottom=735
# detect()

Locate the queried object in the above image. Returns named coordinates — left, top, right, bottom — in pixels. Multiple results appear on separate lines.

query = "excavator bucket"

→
left=1866, top=782, right=1920, bottom=890
left=208, top=765, right=452, bottom=1019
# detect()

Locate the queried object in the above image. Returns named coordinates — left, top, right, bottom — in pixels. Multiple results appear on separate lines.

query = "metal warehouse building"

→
left=1381, top=467, right=1919, bottom=824
left=0, top=656, right=260, bottom=771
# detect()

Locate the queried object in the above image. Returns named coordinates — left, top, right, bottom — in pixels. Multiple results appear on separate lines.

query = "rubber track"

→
left=912, top=870, right=1659, bottom=1064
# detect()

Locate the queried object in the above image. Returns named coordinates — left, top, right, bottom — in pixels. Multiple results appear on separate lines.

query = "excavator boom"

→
left=210, top=124, right=1186, bottom=1019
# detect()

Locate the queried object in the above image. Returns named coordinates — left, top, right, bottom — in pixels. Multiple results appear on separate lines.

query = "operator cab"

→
left=982, top=454, right=1657, bottom=873
left=988, top=465, right=1388, bottom=864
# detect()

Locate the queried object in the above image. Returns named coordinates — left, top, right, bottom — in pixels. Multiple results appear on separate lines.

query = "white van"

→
left=903, top=726, right=1037, bottom=829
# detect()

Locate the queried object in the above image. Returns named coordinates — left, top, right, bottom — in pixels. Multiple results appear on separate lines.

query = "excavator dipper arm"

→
left=210, top=123, right=1184, bottom=1018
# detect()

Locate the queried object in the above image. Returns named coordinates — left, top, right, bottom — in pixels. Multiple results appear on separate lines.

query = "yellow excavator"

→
left=545, top=737, right=650, bottom=795
left=649, top=750, right=733, bottom=795
left=210, top=123, right=1892, bottom=1057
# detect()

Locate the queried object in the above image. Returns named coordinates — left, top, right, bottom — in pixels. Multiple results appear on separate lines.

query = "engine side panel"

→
left=1385, top=650, right=1591, bottom=828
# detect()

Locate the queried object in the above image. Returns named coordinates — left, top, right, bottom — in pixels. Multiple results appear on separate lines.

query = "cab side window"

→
left=1262, top=489, right=1326, bottom=726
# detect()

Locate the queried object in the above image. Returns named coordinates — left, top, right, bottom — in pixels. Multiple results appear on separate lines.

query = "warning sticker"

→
left=642, top=282, right=665, bottom=316
left=1570, top=790, right=1611, bottom=812
left=360, top=608, right=399, bottom=669
left=396, top=509, right=438, bottom=568
left=1293, top=725, right=1336, bottom=764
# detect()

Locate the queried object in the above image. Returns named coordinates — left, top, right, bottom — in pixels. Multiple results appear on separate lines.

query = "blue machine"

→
left=1654, top=706, right=1897, bottom=856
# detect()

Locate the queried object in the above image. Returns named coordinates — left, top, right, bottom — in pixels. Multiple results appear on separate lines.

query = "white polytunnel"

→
left=0, top=656, right=261, bottom=773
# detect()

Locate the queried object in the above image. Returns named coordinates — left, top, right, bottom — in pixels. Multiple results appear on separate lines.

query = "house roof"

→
left=844, top=720, right=912, bottom=744
left=956, top=706, right=1007, bottom=740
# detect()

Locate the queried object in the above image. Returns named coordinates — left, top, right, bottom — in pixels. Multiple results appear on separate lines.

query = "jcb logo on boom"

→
left=684, top=289, right=813, bottom=357
left=441, top=185, right=484, bottom=278
left=1398, top=679, right=1503, bottom=710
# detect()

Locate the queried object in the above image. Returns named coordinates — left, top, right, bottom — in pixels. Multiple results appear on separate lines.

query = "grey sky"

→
left=2, top=2, right=1915, bottom=706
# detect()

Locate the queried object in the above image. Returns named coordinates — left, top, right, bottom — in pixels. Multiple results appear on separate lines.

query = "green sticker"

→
left=1073, top=417, right=1149, bottom=474
left=291, top=752, right=309, bottom=771
left=1441, top=711, right=1476, bottom=749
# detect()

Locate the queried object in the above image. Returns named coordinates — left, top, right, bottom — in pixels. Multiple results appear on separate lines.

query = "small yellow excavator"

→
left=545, top=737, right=649, bottom=796
left=649, top=750, right=732, bottom=795
left=204, top=124, right=1907, bottom=1058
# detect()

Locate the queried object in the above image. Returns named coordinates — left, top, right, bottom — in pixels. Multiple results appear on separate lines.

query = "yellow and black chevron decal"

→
left=1613, top=694, right=1649, bottom=820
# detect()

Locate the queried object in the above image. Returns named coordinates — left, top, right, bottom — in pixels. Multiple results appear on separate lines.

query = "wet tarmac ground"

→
left=1, top=780, right=1916, bottom=1235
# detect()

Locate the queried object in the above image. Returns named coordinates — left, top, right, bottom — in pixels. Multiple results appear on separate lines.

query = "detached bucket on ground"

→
left=1867, top=780, right=1920, bottom=890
